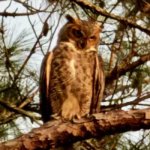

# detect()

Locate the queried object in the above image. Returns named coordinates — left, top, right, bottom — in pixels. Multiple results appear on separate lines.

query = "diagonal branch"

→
left=71, top=0, right=150, bottom=35
left=0, top=108, right=150, bottom=149
left=106, top=53, right=150, bottom=85
left=0, top=99, right=40, bottom=125
left=102, top=93, right=150, bottom=110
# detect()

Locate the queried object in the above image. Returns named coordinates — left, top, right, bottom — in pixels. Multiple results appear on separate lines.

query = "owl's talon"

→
left=72, top=117, right=87, bottom=124
left=71, top=114, right=94, bottom=123
left=86, top=114, right=96, bottom=120
left=51, top=113, right=61, bottom=120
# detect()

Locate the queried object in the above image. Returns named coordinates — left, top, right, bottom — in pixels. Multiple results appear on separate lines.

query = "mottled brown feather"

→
left=39, top=15, right=105, bottom=122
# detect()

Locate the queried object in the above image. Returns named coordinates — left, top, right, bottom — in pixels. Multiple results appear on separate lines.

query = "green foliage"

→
left=0, top=20, right=39, bottom=140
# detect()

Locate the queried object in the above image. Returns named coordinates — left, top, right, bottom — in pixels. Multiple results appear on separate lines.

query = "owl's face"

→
left=58, top=15, right=101, bottom=51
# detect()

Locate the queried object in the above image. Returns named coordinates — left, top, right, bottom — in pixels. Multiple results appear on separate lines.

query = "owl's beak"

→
left=78, top=40, right=87, bottom=49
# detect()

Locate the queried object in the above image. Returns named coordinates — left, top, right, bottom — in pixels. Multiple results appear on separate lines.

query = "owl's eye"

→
left=90, top=36, right=96, bottom=40
left=72, top=29, right=83, bottom=38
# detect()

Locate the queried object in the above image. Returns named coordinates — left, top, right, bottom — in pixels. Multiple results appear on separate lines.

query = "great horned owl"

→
left=40, top=15, right=105, bottom=122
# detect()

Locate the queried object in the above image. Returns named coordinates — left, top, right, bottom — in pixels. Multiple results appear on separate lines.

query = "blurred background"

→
left=0, top=0, right=150, bottom=149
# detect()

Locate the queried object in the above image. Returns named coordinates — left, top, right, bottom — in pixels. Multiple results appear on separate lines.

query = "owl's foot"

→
left=72, top=117, right=87, bottom=123
left=51, top=113, right=61, bottom=120
left=86, top=114, right=96, bottom=120
left=72, top=114, right=95, bottom=124
left=61, top=111, right=81, bottom=121
left=51, top=113, right=73, bottom=122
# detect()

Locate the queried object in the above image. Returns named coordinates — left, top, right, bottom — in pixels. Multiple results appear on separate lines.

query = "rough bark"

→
left=0, top=108, right=150, bottom=150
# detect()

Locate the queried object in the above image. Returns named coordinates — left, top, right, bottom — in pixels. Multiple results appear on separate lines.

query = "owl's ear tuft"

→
left=96, top=22, right=102, bottom=27
left=66, top=14, right=76, bottom=23
left=93, top=22, right=102, bottom=31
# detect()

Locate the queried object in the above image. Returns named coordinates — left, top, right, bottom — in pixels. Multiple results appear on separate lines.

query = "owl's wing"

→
left=90, top=54, right=105, bottom=114
left=39, top=52, right=53, bottom=122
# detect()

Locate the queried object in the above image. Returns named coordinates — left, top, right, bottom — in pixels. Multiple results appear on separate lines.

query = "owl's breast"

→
left=52, top=43, right=95, bottom=86
left=72, top=52, right=94, bottom=84
left=69, top=59, right=76, bottom=79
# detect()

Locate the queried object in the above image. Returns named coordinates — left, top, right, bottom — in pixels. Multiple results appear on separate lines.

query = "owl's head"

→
left=58, top=15, right=101, bottom=51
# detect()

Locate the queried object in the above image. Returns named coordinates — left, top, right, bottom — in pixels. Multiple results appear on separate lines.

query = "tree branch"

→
left=1, top=108, right=150, bottom=149
left=0, top=99, right=40, bottom=125
left=71, top=0, right=150, bottom=35
left=106, top=53, right=150, bottom=85
left=0, top=12, right=38, bottom=17
left=102, top=93, right=150, bottom=111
